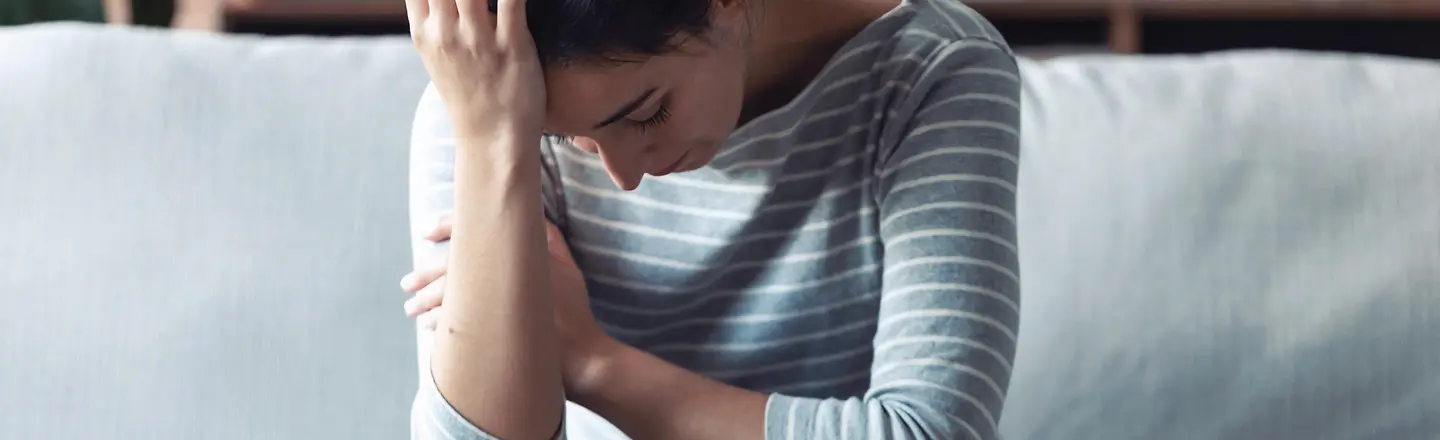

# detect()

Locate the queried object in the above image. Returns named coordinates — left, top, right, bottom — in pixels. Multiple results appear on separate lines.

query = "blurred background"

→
left=5, top=0, right=1439, bottom=58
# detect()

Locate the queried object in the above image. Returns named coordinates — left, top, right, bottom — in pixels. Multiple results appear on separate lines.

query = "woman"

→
left=400, top=0, right=1021, bottom=438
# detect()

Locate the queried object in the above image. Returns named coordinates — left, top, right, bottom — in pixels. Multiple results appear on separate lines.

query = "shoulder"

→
left=831, top=0, right=1019, bottom=128
left=860, top=2, right=1021, bottom=138
left=856, top=2, right=1022, bottom=172
left=865, top=0, right=1018, bottom=92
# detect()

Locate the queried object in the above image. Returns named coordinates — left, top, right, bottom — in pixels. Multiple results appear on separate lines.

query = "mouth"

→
left=651, top=150, right=691, bottom=176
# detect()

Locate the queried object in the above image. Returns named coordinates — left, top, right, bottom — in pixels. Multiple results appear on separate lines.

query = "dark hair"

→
left=495, top=0, right=718, bottom=67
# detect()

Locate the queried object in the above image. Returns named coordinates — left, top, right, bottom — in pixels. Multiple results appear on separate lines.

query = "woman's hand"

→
left=406, top=0, right=546, bottom=138
left=401, top=215, right=617, bottom=385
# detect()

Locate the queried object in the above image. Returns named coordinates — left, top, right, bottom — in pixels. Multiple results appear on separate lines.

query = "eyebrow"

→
left=592, top=88, right=657, bottom=130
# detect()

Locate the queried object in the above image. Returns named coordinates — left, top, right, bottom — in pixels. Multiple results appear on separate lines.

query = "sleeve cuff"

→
left=412, top=366, right=567, bottom=440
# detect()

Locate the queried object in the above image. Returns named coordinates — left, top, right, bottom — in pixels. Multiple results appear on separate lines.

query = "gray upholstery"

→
left=2, top=24, right=1437, bottom=440
left=1, top=24, right=427, bottom=439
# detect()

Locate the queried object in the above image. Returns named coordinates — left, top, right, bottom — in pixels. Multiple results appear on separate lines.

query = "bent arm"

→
left=569, top=39, right=1021, bottom=440
left=408, top=84, right=566, bottom=440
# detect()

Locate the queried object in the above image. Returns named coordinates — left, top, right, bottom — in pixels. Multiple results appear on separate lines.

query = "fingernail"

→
left=400, top=274, right=416, bottom=290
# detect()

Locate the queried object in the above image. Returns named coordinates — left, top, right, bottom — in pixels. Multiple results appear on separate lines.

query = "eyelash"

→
left=631, top=103, right=671, bottom=133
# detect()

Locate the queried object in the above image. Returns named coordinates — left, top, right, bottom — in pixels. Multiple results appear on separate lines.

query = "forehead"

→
left=543, top=58, right=662, bottom=135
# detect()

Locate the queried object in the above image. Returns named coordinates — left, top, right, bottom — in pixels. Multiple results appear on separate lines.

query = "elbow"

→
left=866, top=394, right=999, bottom=440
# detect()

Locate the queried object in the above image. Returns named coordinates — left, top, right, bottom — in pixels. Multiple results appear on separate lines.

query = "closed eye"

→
left=629, top=102, right=671, bottom=133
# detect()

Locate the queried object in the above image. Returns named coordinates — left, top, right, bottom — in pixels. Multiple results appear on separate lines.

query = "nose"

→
left=571, top=136, right=600, bottom=154
left=589, top=140, right=645, bottom=191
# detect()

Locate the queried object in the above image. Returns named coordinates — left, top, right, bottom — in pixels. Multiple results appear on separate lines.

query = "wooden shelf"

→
left=968, top=0, right=1440, bottom=19
left=219, top=0, right=1440, bottom=58
left=224, top=0, right=1440, bottom=21
left=967, top=0, right=1440, bottom=53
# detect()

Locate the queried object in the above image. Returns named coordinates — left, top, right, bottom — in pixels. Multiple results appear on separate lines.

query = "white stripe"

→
left=570, top=204, right=875, bottom=248
left=565, top=171, right=870, bottom=219
left=775, top=147, right=873, bottom=183
left=890, top=173, right=1017, bottom=194
left=575, top=235, right=875, bottom=278
left=884, top=255, right=1020, bottom=285
left=876, top=336, right=1012, bottom=372
left=713, top=83, right=908, bottom=167
left=561, top=177, right=752, bottom=220
left=946, top=67, right=1020, bottom=83
left=646, top=318, right=876, bottom=353
left=566, top=210, right=728, bottom=246
left=887, top=228, right=1017, bottom=255
left=900, top=28, right=950, bottom=43
left=558, top=146, right=772, bottom=194
left=881, top=282, right=1019, bottom=315
left=878, top=309, right=1018, bottom=342
left=603, top=292, right=879, bottom=339
left=880, top=201, right=1014, bottom=230
left=715, top=120, right=875, bottom=172
left=728, top=41, right=885, bottom=139
left=881, top=146, right=1018, bottom=177
left=569, top=241, right=705, bottom=271
left=909, top=119, right=1019, bottom=138
left=874, top=393, right=984, bottom=440
left=871, top=378, right=997, bottom=434
left=872, top=358, right=1006, bottom=401
left=701, top=345, right=872, bottom=380
left=560, top=141, right=874, bottom=193
left=588, top=264, right=879, bottom=313
left=914, top=93, right=1021, bottom=119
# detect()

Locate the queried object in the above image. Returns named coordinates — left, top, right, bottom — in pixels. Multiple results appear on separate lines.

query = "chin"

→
left=683, top=142, right=722, bottom=171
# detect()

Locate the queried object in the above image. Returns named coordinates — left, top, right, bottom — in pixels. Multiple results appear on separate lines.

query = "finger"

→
left=405, top=277, right=447, bottom=317
left=425, top=215, right=453, bottom=242
left=403, top=0, right=428, bottom=33
left=454, top=0, right=488, bottom=30
left=428, top=0, right=458, bottom=22
left=400, top=264, right=447, bottom=293
left=495, top=0, right=528, bottom=42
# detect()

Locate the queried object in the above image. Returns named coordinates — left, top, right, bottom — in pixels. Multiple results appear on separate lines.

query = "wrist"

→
left=451, top=107, right=542, bottom=142
left=451, top=123, right=543, bottom=175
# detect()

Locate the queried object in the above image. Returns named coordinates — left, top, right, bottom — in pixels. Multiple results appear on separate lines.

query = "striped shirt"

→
left=407, top=1, right=1021, bottom=439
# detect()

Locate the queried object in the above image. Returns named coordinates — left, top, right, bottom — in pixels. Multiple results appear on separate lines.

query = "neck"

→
left=739, top=0, right=900, bottom=124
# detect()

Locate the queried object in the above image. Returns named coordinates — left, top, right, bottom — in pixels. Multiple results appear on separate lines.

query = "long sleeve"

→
left=764, top=39, right=1022, bottom=440
left=407, top=83, right=569, bottom=440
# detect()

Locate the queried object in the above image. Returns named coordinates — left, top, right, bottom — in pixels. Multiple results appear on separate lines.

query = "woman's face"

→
left=541, top=21, right=749, bottom=191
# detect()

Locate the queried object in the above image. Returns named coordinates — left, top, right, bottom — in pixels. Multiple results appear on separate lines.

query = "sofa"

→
left=2, top=23, right=1437, bottom=440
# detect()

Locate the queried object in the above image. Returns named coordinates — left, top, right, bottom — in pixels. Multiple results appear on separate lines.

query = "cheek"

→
left=672, top=71, right=745, bottom=139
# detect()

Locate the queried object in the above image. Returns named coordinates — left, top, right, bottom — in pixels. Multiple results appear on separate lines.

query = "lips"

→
left=652, top=150, right=691, bottom=176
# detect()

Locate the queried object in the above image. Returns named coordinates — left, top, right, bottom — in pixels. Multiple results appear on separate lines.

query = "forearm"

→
left=570, top=342, right=765, bottom=440
left=429, top=126, right=565, bottom=440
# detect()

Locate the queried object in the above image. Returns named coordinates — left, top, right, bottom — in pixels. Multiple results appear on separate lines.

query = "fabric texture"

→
left=1002, top=51, right=1440, bottom=440
left=0, top=23, right=429, bottom=440
left=2, top=22, right=1438, bottom=440
left=407, top=1, right=1020, bottom=438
